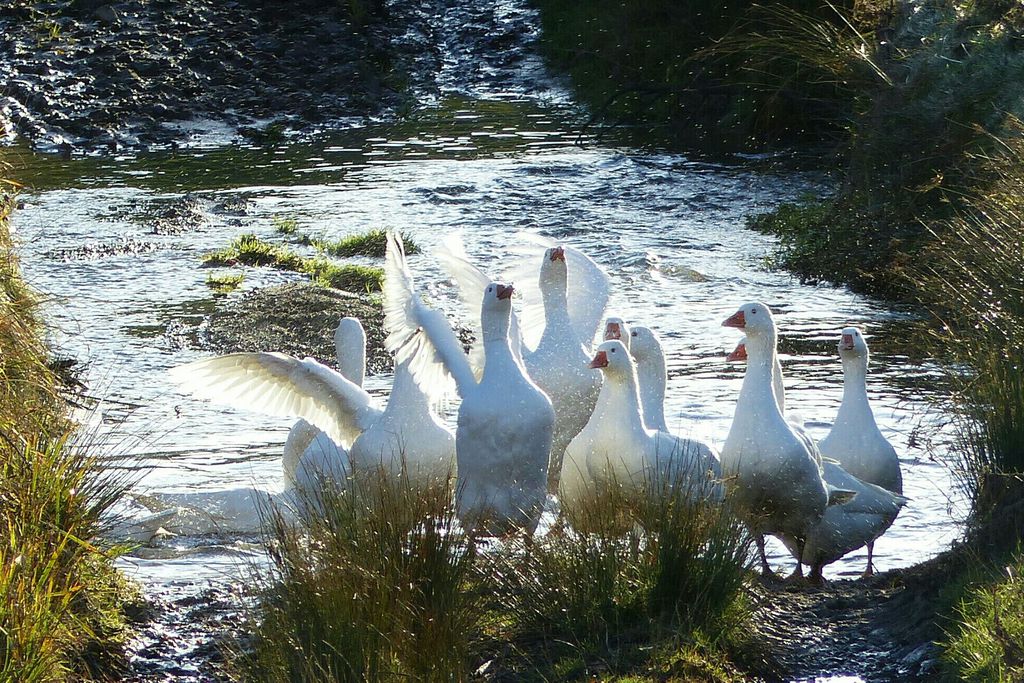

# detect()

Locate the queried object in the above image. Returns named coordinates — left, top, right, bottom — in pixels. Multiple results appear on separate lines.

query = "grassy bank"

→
left=236, top=474, right=753, bottom=682
left=0, top=189, right=135, bottom=680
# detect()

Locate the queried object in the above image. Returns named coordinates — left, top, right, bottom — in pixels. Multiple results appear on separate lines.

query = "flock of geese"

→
left=166, top=231, right=908, bottom=582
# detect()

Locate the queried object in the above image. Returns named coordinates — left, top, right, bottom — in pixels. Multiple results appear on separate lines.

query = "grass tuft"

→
left=236, top=468, right=486, bottom=681
left=488, top=481, right=750, bottom=678
left=302, top=259, right=384, bottom=292
left=201, top=233, right=304, bottom=269
left=312, top=229, right=419, bottom=258
left=271, top=216, right=298, bottom=235
left=202, top=234, right=383, bottom=292
left=205, top=272, right=245, bottom=296
left=944, top=550, right=1024, bottom=682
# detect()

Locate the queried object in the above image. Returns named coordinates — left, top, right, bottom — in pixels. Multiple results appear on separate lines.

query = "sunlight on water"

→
left=12, top=98, right=966, bottom=595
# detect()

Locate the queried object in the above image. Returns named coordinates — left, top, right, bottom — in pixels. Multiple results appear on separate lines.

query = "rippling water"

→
left=11, top=98, right=964, bottom=660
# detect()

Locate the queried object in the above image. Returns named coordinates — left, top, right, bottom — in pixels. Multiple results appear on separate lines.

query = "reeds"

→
left=490, top=479, right=751, bottom=675
left=917, top=130, right=1024, bottom=520
left=0, top=190, right=135, bottom=681
left=238, top=465, right=752, bottom=680
left=237, top=468, right=487, bottom=682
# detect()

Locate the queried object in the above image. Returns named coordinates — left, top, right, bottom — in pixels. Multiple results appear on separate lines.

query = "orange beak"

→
left=726, top=343, right=747, bottom=362
left=589, top=351, right=609, bottom=369
left=841, top=333, right=854, bottom=350
left=722, top=310, right=746, bottom=329
left=550, top=246, right=565, bottom=261
left=604, top=323, right=621, bottom=340
left=496, top=284, right=514, bottom=300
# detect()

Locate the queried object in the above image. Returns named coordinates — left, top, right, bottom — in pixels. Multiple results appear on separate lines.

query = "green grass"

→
left=205, top=272, right=245, bottom=295
left=486, top=482, right=751, bottom=679
left=301, top=259, right=383, bottom=292
left=311, top=229, right=419, bottom=258
left=238, top=466, right=752, bottom=681
left=202, top=233, right=304, bottom=269
left=236, top=469, right=487, bottom=682
left=271, top=216, right=298, bottom=236
left=201, top=234, right=384, bottom=292
left=944, top=550, right=1024, bottom=682
left=747, top=2, right=1024, bottom=300
left=0, top=191, right=135, bottom=681
left=530, top=0, right=872, bottom=148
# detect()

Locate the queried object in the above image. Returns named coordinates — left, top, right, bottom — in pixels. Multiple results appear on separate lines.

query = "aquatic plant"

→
left=488, top=480, right=751, bottom=678
left=302, top=259, right=384, bottom=292
left=203, top=234, right=385, bottom=292
left=202, top=233, right=304, bottom=269
left=312, top=229, right=419, bottom=258
left=237, top=468, right=488, bottom=682
left=271, top=216, right=298, bottom=235
left=205, top=272, right=245, bottom=295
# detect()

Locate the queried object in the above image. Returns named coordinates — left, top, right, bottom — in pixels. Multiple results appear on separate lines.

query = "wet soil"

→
left=0, top=0, right=548, bottom=153
left=201, top=281, right=391, bottom=374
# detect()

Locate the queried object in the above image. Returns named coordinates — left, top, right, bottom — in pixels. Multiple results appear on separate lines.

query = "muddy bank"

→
left=750, top=550, right=976, bottom=682
left=201, top=282, right=391, bottom=374
left=0, top=0, right=554, bottom=153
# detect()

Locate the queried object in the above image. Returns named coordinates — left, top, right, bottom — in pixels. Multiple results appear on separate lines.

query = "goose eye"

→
left=631, top=331, right=638, bottom=337
left=611, top=348, right=616, bottom=353
left=750, top=309, right=757, bottom=314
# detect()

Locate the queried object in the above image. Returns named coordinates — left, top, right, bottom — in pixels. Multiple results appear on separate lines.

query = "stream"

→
left=5, top=2, right=964, bottom=680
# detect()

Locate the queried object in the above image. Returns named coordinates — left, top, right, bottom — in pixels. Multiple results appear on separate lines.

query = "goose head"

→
left=628, top=325, right=661, bottom=363
left=480, top=281, right=514, bottom=341
left=603, top=317, right=630, bottom=350
left=838, top=326, right=869, bottom=362
left=539, top=246, right=568, bottom=294
left=723, top=302, right=776, bottom=342
left=726, top=338, right=748, bottom=363
left=589, top=339, right=634, bottom=377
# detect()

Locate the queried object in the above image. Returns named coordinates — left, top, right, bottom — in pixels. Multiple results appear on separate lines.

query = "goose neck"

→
left=385, top=361, right=431, bottom=416
left=737, top=333, right=782, bottom=415
left=836, top=357, right=873, bottom=424
left=540, top=274, right=572, bottom=329
left=636, top=351, right=667, bottom=431
left=336, top=340, right=366, bottom=388
left=594, top=366, right=646, bottom=434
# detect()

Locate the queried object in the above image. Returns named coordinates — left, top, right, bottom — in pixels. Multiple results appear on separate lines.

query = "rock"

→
left=94, top=5, right=120, bottom=24
left=899, top=643, right=934, bottom=667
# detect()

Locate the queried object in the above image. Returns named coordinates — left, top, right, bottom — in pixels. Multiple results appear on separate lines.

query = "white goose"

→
left=169, top=335, right=455, bottom=494
left=384, top=231, right=554, bottom=536
left=627, top=325, right=669, bottom=432
left=437, top=237, right=606, bottom=493
left=721, top=302, right=832, bottom=578
left=603, top=317, right=630, bottom=350
left=818, top=326, right=904, bottom=575
left=561, top=339, right=722, bottom=512
left=727, top=337, right=907, bottom=581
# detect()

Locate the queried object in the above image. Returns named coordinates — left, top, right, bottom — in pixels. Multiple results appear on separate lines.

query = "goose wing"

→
left=506, top=233, right=610, bottom=350
left=170, top=353, right=380, bottom=447
left=384, top=231, right=474, bottom=399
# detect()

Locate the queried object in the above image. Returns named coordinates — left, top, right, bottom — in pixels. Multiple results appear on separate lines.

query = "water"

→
left=5, top=3, right=964, bottom=675
left=12, top=99, right=963, bottom=582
